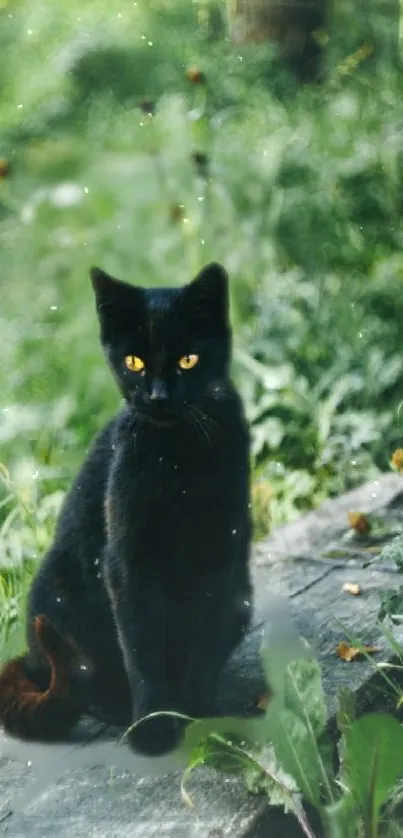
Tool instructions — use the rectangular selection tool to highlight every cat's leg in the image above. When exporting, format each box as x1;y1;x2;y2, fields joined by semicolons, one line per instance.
0;616;84;740
104;557;186;755
178;575;252;718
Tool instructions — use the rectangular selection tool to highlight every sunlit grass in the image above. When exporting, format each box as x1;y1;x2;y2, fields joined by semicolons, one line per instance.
1;0;403;646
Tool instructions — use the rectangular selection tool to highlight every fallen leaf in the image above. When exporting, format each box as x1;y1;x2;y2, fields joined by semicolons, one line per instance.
257;692;271;711
336;641;380;662
348;511;371;535
342;582;361;596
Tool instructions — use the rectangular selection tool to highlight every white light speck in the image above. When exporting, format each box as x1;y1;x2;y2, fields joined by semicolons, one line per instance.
116;224;121;230
183;217;189;224
50;305;58;311
51;183;83;207
56;597;61;603
117;12;122;18
181;489;187;495
243;599;250;606
80;664;88;671
27;761;32;767
173;464;178;471
148;40;153;46
27;29;33;35
96;572;102;579
351;459;357;466
201;239;205;245
17;104;23;110
159;456;163;463
197;196;204;202
371;492;377;498
84;187;89;194
231;528;237;535
358;331;363;338
94;558;99;566
32;470;39;480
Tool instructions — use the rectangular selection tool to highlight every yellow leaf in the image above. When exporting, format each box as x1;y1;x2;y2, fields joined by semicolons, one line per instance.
342;582;361;596
336;641;380;662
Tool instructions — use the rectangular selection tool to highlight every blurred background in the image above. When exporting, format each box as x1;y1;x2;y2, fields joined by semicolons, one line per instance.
1;0;403;650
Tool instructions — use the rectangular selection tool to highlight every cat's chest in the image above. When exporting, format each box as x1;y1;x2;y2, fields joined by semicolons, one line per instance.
109;439;221;506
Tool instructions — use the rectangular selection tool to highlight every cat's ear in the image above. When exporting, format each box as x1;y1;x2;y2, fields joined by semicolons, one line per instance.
184;263;229;330
90;267;141;316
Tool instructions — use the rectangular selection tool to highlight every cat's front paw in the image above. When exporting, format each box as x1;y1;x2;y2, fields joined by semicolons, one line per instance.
127;714;186;756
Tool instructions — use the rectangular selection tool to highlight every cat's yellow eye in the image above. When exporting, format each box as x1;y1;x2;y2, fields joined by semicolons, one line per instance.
178;354;199;370
124;355;145;373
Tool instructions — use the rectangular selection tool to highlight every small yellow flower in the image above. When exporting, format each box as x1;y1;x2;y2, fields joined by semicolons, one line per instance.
391;448;403;472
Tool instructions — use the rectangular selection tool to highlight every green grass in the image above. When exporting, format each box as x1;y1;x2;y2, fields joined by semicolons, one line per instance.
2;0;403;652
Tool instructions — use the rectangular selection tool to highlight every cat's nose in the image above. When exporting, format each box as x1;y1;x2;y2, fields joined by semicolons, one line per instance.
149;378;169;401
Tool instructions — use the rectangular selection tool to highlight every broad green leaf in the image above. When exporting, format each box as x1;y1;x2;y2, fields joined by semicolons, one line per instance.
260;630;332;810
345;713;403;834
269;708;325;809
284;658;327;740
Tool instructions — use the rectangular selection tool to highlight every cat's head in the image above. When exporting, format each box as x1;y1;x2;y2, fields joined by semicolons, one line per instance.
90;263;232;425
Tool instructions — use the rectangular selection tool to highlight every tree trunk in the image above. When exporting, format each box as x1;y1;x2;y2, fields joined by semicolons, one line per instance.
227;0;401;83
227;0;328;82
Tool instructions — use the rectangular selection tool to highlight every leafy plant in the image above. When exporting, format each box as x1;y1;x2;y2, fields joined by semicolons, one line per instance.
153;646;403;838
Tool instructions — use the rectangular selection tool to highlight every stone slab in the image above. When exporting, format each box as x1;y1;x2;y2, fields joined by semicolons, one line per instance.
1;473;403;837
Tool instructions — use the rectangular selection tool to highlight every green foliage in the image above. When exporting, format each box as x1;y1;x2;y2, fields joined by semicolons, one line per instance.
261;643;334;815
379;587;403;623
378;536;403;573
2;2;403;561
377;535;403;621
344;714;403;838
172;653;403;838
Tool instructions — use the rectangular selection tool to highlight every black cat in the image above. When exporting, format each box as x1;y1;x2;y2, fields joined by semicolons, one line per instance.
0;263;252;755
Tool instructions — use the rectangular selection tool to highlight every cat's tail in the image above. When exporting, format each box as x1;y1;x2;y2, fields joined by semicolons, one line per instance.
0;615;83;741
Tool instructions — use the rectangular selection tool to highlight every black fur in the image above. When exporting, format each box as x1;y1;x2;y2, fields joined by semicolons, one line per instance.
15;263;253;754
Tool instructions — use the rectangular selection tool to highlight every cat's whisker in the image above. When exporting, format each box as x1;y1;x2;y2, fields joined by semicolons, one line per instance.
190;406;230;448
186;407;213;450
